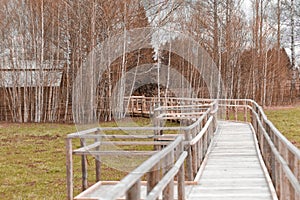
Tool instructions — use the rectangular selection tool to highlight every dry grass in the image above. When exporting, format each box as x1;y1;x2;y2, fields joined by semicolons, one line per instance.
265;106;300;148
0;118;178;199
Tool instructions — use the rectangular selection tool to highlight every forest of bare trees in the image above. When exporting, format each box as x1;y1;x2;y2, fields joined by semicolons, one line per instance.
0;0;299;122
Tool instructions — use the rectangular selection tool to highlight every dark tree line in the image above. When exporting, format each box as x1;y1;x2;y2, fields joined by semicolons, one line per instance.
0;0;299;122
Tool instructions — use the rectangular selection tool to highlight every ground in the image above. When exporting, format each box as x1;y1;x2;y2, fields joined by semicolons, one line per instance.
265;105;300;148
0;107;299;199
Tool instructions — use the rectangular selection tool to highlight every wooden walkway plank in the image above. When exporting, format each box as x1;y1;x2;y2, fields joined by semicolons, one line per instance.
188;121;276;200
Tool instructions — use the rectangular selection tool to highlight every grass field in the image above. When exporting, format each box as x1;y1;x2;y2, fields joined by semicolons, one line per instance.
0;109;299;199
0;118;178;199
0;123;76;199
265;106;300;148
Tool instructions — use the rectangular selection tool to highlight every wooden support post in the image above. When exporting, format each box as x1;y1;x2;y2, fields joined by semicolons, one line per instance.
191;144;197;177
178;163;185;200
177;142;185;200
226;104;229;120
163;151;175;200
153;109;161;151
203;130;208;155
198;139;203;165
244;100;247;122
95;132;101;182
147;164;160;197
252;110;257;133
274;159;280;197
296;158;300;186
279;166;284;199
218;100;222;119
131;99;134;116
280;167;287;199
184;128;193;181
271;152;276;186
126;180;141;200
66;138;73;200
234;100;238;121
135;99;138;116
80;138;88;191
251;109;254;129
141;97;145;116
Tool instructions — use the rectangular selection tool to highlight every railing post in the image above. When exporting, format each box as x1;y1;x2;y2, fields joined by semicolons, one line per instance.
250;106;253;126
131;98;135;117
147;163;160;199
163;150;175;200
275;159;281;197
126;179;141;200
197;136;203;166
244;100;247;122
80;138;88;191
153;108;162;151
211;101;217;132
234;100;238;121
226;101;229;120
95;130;101;182
182;123;193;181
178;148;186;200
66;138;73;200
191;143;198;178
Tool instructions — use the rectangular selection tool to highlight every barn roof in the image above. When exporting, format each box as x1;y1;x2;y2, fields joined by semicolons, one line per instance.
0;60;64;87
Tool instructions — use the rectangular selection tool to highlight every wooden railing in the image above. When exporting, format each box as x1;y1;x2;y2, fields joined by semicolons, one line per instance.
219;99;300;200
91;136;186;200
67;97;299;200
66;97;217;200
124;96;213;117
66;126;182;200
151;101;218;180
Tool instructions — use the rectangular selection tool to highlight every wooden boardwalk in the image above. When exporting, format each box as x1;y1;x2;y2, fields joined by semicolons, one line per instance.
188;121;276;200
68;98;300;200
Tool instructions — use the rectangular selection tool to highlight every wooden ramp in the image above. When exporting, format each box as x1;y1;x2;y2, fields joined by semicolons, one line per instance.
188;121;276;200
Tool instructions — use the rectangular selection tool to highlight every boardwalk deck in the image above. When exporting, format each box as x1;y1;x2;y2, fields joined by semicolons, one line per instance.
73;121;277;200
188;121;276;200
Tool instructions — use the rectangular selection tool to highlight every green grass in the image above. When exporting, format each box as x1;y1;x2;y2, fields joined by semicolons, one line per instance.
0;118;179;200
265;106;300;148
0;123;76;199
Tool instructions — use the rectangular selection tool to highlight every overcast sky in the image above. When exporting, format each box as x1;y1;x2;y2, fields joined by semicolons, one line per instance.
241;0;252;18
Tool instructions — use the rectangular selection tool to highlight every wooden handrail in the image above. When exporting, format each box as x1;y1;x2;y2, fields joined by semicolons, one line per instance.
98;136;184;200
218;98;300;199
219;99;300;158
250;100;300;159
253;111;300;192
190;116;213;146
67;127;183;139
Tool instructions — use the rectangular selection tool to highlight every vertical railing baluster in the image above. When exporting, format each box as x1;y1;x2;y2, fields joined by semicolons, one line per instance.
95;130;101;182
234;100;238;121
244;100;247;122
80;138;88;191
66;138;73;200
163;150;175;200
147;163;160;200
183;123;193;181
126;179;141;200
